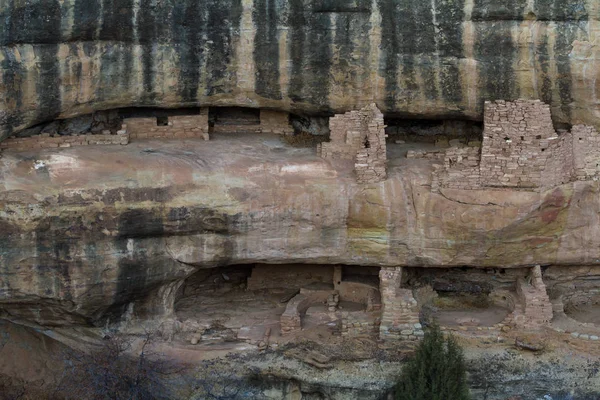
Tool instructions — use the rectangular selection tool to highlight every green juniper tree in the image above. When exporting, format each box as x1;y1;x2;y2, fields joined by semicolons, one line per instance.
396;324;471;400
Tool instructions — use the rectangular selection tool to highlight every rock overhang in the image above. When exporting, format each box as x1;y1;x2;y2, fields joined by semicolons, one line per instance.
1;0;599;140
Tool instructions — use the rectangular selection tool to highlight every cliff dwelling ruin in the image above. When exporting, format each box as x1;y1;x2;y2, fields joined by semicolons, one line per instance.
0;100;600;398
2;2;600;395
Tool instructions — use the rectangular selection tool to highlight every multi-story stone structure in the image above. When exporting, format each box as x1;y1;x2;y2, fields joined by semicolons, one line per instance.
430;100;600;192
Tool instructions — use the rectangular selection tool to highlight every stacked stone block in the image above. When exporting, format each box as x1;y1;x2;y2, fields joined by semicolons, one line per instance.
513;266;553;330
280;293;311;335
318;103;387;184
379;267;424;341
426;100;600;192
572;125;600;180
355;106;387;183
432;147;481;191
0;127;129;151
259;110;294;135
341;311;380;337
125;110;210;141
406;149;445;160
479;100;566;189
318;110;367;160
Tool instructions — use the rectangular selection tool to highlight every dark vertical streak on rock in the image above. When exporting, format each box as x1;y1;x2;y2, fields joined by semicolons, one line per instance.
534;0;588;21
0;48;24;137
474;21;518;101
473;1;527;102
435;0;464;103
72;0;101;41
554;22;583;120
288;0;306;103
35;219;75;303
98;0;134;100
410;0;437;101
139;0;157;102
1;0;15;46
472;0;528;21
305;11;332;108
7;0;62;44
205;0;243;97
254;0;282;100
69;43;83;105
173;0;204;103
534;0;588;119
536;32;553;105
34;1;62;122
99;0;134;42
113;210;165;319
377;0;400;110
332;1;371;101
35;45;62;120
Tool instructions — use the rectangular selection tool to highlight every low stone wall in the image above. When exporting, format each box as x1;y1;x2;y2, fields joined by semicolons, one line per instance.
260;110;293;135
406;149;445;160
211;125;261;134
0;131;128;151
125;112;209;141
341;311;380;337
280;293;312;335
210;110;292;135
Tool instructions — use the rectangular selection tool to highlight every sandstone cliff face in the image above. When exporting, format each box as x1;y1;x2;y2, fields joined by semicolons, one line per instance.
1;137;600;325
1;0;599;140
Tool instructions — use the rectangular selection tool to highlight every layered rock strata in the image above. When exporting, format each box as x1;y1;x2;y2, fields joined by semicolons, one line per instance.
1;0;599;140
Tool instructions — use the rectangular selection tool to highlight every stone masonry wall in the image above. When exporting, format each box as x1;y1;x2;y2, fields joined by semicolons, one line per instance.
280;293;311;335
0;132;129;151
431;146;480;192
318;104;387;184
513;266;553;330
210;110;292;135
429;100;600;192
355;106;387;184
125;110;210;141
572;125;600;180
341;311;380;337
379;267;424;341
259;110;294;135
479;100;566;189
0;110;213;153
318;110;365;161
0;125;129;151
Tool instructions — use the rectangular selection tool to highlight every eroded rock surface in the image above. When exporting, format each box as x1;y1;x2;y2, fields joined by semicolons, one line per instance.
1;0;600;140
2;133;600;325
